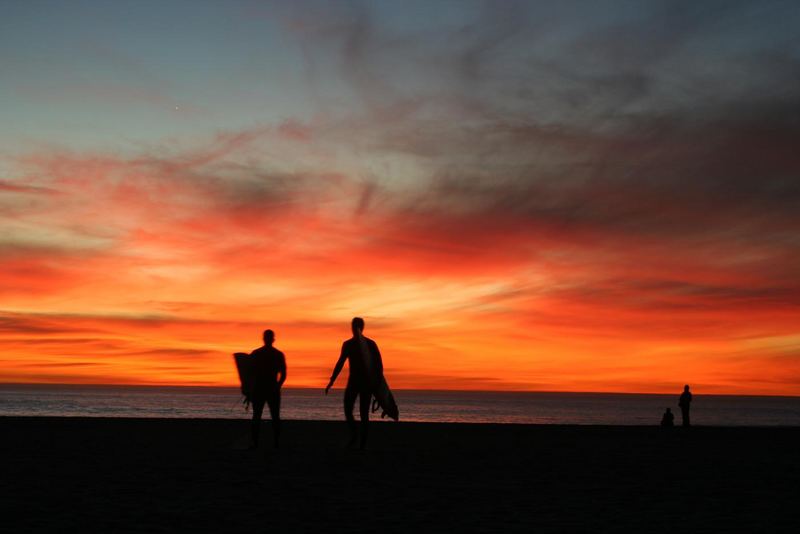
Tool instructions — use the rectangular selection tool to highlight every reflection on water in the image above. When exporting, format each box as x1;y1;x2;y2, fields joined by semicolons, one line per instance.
1;384;799;426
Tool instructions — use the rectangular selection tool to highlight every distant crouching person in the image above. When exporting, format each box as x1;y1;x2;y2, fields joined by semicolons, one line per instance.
661;407;674;427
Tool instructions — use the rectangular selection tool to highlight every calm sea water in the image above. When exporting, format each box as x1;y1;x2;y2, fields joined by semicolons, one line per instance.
1;384;799;426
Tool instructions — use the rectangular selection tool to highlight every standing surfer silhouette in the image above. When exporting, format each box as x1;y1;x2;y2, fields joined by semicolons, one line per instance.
325;317;383;449
249;329;286;448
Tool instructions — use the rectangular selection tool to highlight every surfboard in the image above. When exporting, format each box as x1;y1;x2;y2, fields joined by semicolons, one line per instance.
233;352;254;401
371;375;399;421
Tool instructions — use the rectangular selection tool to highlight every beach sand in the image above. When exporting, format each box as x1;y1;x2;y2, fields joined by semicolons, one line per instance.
2;417;798;532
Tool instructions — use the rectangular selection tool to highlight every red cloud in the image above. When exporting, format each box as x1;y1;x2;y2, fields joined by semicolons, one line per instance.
2;115;799;394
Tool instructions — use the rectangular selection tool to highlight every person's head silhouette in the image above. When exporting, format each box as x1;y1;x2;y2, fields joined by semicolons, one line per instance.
263;329;275;346
684;384;690;392
351;317;365;336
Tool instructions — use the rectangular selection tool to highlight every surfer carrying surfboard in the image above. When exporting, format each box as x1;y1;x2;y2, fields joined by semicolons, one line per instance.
325;317;386;449
246;329;287;448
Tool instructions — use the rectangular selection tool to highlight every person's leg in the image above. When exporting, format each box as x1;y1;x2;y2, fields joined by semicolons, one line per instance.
681;407;689;427
359;390;371;450
344;386;358;446
251;398;265;447
267;391;281;448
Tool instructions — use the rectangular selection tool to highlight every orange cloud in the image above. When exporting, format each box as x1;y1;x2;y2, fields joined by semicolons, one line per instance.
2;117;799;395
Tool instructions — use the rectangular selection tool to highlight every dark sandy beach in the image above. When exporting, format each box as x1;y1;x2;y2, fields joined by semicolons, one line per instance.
2;418;798;532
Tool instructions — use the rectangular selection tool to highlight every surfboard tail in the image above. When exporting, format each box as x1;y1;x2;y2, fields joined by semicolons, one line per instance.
371;376;399;421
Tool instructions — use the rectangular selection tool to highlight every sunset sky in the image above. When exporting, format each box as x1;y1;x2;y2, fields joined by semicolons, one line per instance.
1;0;799;394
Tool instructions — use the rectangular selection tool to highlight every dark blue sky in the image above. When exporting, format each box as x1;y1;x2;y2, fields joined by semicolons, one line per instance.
2;0;797;151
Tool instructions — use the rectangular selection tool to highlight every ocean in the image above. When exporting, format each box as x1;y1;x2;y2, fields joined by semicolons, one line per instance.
1;384;799;426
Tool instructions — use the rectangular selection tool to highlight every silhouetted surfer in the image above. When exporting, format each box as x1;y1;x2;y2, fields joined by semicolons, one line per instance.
679;384;692;427
325;317;383;449
250;329;286;448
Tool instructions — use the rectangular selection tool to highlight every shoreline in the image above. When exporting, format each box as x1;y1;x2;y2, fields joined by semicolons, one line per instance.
3;415;800;428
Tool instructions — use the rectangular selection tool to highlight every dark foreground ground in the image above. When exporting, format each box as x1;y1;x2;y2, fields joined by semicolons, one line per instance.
1;418;798;533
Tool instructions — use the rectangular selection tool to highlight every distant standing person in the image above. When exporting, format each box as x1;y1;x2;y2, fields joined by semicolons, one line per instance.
678;384;692;427
325;317;383;449
250;329;287;448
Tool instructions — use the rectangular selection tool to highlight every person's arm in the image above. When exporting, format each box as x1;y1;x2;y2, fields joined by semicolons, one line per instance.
278;352;287;388
325;343;347;394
